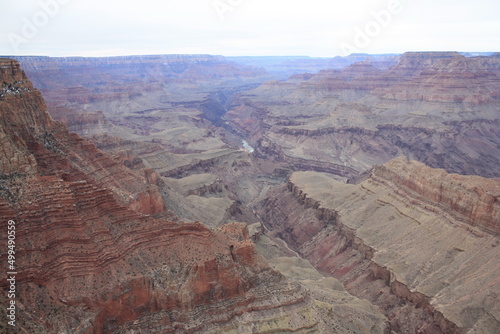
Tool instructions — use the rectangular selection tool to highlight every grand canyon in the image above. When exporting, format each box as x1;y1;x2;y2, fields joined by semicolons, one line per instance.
0;52;499;333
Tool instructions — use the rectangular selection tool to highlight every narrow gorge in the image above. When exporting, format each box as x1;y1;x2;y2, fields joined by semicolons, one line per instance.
1;52;499;333
259;158;500;333
0;58;391;333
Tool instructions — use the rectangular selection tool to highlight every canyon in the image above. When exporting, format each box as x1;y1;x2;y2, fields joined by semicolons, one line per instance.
0;51;499;333
259;158;499;333
226;52;500;178
0;58;390;333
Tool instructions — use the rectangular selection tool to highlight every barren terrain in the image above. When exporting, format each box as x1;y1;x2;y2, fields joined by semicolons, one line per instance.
1;52;499;333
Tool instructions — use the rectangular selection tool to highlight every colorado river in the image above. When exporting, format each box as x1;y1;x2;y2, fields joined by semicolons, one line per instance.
242;140;254;153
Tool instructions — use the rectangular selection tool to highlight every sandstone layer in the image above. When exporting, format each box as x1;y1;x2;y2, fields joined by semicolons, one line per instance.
4;52;499;333
226;52;500;177
0;59;390;333
259;157;500;333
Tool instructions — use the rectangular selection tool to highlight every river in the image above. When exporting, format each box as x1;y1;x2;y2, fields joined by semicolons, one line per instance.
242;140;254;153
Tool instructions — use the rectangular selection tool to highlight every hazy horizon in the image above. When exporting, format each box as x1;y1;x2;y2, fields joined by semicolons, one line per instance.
3;51;498;60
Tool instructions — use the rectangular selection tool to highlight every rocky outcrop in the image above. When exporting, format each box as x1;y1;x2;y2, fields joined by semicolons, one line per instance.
0;59;390;333
375;53;500;104
259;158;500;333
0;59;48;176
0;59;287;332
373;157;500;235
226;52;500;178
0;59;166;216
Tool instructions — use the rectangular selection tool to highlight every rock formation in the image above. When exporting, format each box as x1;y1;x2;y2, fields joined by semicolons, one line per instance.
0;58;390;333
3;51;499;333
226;52;500;177
226;54;400;78
259;157;500;333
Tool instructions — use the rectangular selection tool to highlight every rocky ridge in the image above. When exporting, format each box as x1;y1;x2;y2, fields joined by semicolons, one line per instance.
227;52;500;177
0;58;389;333
3;52;499;333
0;59;164;216
260;156;500;333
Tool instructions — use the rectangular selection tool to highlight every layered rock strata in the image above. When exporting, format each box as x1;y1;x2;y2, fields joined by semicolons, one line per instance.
0;59;389;333
260;157;500;333
0;59;164;216
227;52;500;177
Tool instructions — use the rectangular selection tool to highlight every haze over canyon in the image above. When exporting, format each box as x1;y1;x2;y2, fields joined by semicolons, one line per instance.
0;51;499;333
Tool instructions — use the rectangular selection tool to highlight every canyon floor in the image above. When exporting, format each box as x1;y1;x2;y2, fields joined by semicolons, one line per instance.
1;53;499;333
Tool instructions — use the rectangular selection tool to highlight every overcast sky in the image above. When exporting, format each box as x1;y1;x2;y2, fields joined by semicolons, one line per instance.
1;0;499;57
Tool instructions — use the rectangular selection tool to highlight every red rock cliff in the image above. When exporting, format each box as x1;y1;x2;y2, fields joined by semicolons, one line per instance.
260;160;500;333
373;156;500;235
0;59;308;333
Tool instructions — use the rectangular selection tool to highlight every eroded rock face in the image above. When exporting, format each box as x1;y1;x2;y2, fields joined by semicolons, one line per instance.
0;59;286;332
13;54;270;109
375;53;500;104
373;157;500;236
226;52;500;177
259;157;500;333
0;59;390;333
0;58;166;216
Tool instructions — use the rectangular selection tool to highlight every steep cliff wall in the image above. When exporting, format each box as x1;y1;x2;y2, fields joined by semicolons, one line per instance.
375;53;500;104
0;58;165;216
373;157;500;235
259;157;500;333
0;59;293;333
226;52;500;178
0;59;389;333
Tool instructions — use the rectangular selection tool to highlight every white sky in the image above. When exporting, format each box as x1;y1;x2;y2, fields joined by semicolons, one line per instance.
0;0;499;57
